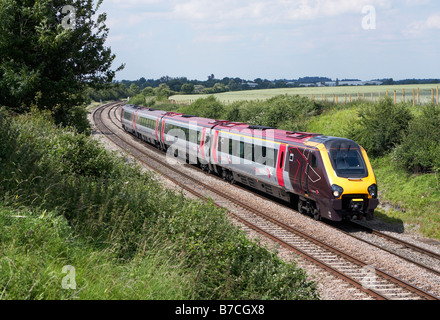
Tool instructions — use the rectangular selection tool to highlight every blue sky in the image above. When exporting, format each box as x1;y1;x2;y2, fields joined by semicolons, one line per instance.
97;0;440;81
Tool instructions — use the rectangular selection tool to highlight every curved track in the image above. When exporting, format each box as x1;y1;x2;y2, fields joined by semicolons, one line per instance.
92;102;440;301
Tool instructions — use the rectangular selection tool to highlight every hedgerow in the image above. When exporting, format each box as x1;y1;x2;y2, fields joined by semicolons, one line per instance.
346;97;413;157
392;104;440;174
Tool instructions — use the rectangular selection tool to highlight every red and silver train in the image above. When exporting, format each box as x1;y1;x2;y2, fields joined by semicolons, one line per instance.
121;104;379;221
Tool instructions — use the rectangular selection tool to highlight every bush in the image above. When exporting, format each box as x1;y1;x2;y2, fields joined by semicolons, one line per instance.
178;95;225;119
220;95;323;132
347;97;413;157
393;104;440;173
262;95;323;131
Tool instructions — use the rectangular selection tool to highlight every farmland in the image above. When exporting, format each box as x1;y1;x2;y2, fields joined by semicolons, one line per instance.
170;84;440;105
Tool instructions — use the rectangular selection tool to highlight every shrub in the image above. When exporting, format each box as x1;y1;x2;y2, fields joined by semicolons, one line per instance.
178;95;225;119
393;104;440;173
347;97;413;157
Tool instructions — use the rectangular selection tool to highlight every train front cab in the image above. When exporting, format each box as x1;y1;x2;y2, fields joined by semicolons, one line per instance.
312;137;379;221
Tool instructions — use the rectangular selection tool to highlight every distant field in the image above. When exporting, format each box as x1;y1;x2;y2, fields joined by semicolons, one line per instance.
170;84;440;105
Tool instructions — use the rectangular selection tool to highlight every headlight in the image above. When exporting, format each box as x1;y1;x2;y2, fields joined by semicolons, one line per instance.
368;184;378;199
331;185;344;198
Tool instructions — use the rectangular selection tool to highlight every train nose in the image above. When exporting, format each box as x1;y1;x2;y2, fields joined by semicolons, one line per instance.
349;199;364;212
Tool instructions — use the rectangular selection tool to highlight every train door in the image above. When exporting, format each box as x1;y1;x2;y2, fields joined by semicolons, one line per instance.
198;128;211;168
288;146;308;193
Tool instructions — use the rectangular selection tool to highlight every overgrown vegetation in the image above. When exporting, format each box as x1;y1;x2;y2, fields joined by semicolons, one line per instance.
393;104;440;174
347;97;413;158
0;107;318;300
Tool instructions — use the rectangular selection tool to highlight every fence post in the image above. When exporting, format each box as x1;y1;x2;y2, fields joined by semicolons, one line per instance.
437;86;438;105
394;90;397;104
417;88;420;104
349;93;352;103
379;91;381;101
413;89;415;107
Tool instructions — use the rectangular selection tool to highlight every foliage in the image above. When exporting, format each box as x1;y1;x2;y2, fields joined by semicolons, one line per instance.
178;95;225;119
87;83;130;103
371;155;440;239
0;0;123;115
347;97;413;157
221;94;323;132
0;206;194;300
393;104;440;173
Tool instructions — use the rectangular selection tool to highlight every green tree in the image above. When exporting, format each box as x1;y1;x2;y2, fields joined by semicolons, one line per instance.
141;86;155;96
154;84;173;100
129;83;140;96
180;83;194;94
0;0;124;118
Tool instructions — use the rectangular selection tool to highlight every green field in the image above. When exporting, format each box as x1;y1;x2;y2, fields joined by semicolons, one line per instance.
170;84;440;105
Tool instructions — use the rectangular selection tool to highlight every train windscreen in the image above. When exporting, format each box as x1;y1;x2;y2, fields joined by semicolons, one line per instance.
326;139;368;178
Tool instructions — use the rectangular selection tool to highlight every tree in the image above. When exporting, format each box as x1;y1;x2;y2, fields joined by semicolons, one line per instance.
129;83;140;96
154;84;173;100
0;0;124;118
181;83;194;94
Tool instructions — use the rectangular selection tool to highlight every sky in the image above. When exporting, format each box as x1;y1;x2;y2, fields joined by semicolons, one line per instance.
97;0;440;82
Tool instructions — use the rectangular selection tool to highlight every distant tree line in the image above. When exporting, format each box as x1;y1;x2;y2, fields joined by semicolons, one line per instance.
85;75;440;104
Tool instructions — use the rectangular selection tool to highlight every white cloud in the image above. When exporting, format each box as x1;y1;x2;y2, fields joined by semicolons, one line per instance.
404;12;440;36
170;0;389;24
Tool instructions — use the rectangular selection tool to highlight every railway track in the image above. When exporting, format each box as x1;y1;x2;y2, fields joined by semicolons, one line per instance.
92;102;440;300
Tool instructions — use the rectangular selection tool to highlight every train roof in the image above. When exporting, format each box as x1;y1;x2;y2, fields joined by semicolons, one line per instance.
214;120;325;145
162;112;216;127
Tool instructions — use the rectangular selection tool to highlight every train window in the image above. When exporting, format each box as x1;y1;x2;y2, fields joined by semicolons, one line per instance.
279;151;284;169
240;141;245;159
218;136;229;153
311;154;318;168
244;143;254;162
254;146;266;165
266;148;276;168
124;112;132;121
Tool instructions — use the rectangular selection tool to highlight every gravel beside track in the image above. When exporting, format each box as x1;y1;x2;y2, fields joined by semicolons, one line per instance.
89;103;440;300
